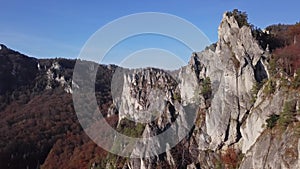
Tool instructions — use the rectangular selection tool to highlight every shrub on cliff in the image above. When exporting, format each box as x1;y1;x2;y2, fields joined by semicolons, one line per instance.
201;77;212;100
226;9;249;28
266;114;280;129
278;101;296;128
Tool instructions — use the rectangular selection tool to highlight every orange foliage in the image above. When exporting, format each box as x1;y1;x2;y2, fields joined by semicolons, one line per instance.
221;147;240;169
273;42;300;75
273;24;300;75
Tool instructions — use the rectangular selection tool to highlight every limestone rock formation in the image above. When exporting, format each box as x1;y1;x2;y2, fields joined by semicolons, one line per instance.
1;11;299;169
108;11;299;169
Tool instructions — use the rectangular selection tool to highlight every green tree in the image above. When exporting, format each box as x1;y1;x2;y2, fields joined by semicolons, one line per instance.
266;114;280;129
117;119;145;138
173;92;181;102
278;101;296;128
269;57;277;76
250;82;262;104
226;9;249;28
263;79;276;96
201;77;212;100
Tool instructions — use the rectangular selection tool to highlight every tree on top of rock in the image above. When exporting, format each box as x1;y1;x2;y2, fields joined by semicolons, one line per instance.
226;9;250;28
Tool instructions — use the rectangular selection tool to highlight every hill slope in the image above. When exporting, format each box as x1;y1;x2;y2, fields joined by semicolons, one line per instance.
0;10;300;169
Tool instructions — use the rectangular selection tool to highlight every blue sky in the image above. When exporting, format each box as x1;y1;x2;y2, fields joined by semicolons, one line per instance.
0;0;299;64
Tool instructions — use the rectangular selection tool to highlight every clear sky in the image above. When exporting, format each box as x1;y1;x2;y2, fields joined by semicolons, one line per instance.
0;0;299;64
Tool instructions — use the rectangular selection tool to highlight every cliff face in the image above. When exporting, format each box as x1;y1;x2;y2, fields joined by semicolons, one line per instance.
106;12;299;169
192;12;268;152
0;11;299;169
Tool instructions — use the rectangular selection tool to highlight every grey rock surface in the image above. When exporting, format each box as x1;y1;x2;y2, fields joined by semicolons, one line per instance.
107;12;299;169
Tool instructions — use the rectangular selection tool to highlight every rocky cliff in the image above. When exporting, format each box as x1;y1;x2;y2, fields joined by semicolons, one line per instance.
102;11;300;169
0;10;299;169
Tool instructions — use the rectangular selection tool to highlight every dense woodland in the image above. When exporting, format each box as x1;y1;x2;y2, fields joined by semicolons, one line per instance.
0;47;117;169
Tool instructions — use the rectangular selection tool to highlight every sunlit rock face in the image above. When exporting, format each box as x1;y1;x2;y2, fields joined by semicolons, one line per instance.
192;12;269;152
1;11;299;169
117;11;299;169
113;11;280;168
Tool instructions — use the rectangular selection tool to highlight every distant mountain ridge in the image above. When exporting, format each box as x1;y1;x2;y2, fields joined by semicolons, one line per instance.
0;10;300;169
0;44;117;169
